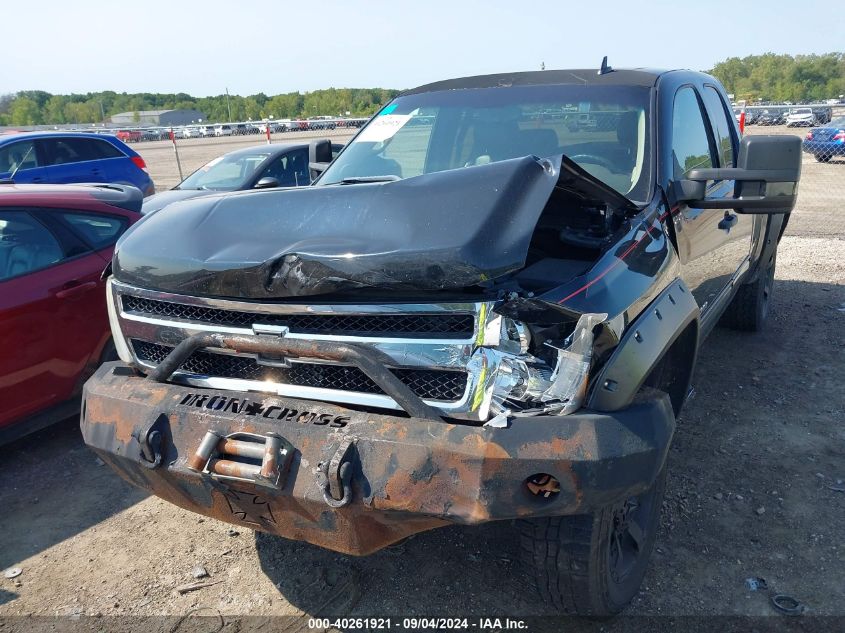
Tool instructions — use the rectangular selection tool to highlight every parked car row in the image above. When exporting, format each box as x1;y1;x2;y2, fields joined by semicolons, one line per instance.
74;117;369;144
733;106;834;127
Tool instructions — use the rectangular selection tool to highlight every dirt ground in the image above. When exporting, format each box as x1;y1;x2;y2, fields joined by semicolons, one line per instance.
0;127;843;630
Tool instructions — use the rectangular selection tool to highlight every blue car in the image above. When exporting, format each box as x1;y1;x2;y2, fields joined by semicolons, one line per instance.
0;132;154;195
802;116;845;163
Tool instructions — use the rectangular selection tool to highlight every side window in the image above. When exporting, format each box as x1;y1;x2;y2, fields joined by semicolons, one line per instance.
671;87;715;180
0;211;64;281
701;87;735;167
0;141;40;173
59;212;128;250
90;139;125;159
260;149;309;186
45;138;102;165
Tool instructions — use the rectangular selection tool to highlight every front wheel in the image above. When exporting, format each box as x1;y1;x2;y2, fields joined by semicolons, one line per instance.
519;467;667;616
815;154;832;163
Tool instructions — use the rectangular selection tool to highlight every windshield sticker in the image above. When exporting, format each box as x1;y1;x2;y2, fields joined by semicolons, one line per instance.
356;114;412;142
380;103;398;115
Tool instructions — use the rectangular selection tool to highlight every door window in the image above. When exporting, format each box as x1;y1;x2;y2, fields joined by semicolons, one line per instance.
260;149;309;186
0;141;40;173
671;87;715;180
43;137;102;165
0;211;64;281
59;212;128;250
701;87;735;167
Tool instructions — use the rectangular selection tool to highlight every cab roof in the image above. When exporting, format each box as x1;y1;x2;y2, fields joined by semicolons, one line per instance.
404;68;675;95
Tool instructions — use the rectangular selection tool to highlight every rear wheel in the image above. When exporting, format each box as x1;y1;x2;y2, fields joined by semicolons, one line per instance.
720;250;776;332
815;154;832;163
519;466;667;616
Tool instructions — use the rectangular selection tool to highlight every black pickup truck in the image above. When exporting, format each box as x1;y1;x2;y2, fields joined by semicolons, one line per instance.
82;67;801;615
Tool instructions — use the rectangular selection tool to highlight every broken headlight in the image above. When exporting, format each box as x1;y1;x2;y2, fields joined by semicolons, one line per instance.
484;313;606;419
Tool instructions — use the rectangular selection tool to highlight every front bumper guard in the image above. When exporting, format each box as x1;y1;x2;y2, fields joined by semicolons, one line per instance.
146;331;443;422
82;362;674;555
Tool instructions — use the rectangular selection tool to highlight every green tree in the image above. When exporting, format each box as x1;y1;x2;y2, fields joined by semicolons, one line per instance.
9;97;42;125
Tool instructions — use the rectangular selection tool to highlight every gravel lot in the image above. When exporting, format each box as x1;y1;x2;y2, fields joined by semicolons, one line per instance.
1;125;843;629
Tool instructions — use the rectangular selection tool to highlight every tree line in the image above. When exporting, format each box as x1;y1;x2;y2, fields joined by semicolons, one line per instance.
1;53;842;126
708;52;843;103
0;87;401;127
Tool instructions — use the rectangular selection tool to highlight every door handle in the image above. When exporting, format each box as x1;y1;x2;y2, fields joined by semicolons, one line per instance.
718;212;738;231
55;280;97;299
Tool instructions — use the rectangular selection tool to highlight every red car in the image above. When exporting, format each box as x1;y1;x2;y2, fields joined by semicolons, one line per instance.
0;183;141;444
115;129;142;143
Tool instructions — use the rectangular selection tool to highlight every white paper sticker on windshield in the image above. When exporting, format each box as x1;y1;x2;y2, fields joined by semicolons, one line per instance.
356;114;412;143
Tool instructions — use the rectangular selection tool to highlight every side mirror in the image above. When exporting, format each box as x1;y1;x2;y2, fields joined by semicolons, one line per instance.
254;176;280;189
309;139;333;181
674;135;802;214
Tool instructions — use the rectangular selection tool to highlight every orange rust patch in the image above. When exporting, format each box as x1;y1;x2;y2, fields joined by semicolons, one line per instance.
518;427;597;461
458;433;510;459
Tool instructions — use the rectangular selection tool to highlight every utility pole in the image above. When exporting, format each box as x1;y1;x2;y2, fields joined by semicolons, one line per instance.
226;87;232;122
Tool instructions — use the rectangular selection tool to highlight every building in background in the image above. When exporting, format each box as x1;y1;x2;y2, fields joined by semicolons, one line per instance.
110;109;205;126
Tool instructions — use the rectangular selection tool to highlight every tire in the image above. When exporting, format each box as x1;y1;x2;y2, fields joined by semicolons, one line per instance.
815;154;832;163
720;250;776;332
519;466;667;616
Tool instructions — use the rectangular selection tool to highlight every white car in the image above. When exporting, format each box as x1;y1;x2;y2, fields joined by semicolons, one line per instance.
214;124;234;137
786;108;816;127
199;125;215;137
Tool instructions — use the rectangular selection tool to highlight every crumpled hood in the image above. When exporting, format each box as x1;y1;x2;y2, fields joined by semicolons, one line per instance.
140;188;222;215
113;155;630;299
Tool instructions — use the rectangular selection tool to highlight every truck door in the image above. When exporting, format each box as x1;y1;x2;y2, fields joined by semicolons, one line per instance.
670;85;753;318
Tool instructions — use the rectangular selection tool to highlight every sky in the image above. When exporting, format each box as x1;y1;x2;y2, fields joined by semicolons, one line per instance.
2;0;842;96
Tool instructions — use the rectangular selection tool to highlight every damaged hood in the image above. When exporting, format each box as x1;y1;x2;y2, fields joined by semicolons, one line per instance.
113;155;633;299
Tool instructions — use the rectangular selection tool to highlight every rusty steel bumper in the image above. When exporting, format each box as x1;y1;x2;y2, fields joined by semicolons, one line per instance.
81;362;674;556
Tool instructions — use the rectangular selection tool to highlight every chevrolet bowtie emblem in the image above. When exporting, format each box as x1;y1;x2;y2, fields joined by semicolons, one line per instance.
252;323;290;337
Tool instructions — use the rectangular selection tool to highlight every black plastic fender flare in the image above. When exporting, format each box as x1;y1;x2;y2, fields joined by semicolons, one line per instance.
588;278;700;412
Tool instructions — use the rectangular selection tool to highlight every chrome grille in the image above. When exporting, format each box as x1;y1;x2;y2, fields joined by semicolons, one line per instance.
122;295;474;338
132;340;468;402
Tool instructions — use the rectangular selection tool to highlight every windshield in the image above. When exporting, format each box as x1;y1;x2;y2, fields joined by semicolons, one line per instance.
320;84;653;202
177;151;271;190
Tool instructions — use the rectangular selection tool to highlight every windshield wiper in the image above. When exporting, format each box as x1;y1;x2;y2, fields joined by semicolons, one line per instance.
337;175;402;185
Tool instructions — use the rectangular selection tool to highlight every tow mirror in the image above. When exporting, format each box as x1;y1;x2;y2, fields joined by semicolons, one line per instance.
309;139;333;181
255;176;280;189
674;135;802;214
